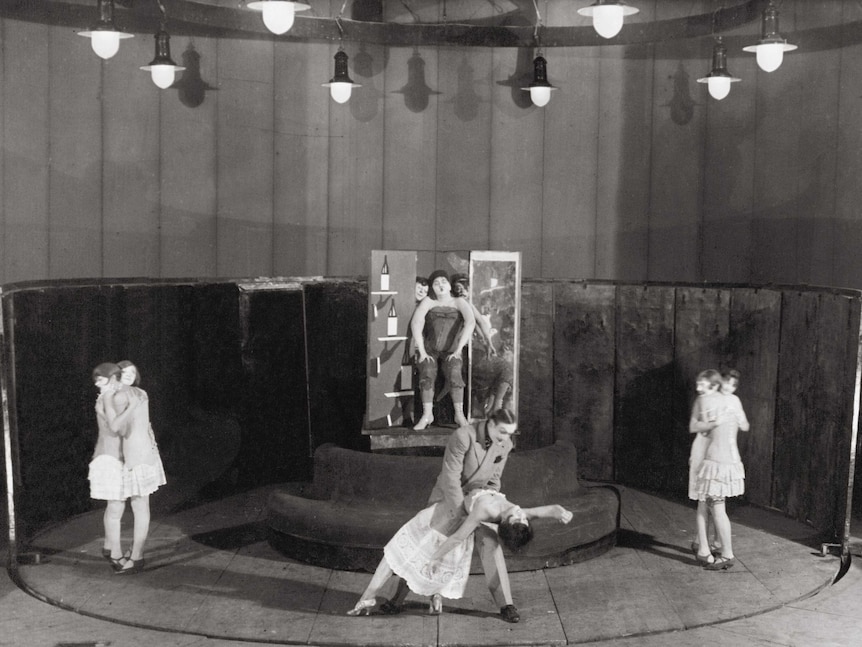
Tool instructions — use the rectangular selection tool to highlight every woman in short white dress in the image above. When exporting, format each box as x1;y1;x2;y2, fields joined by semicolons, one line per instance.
348;489;572;616
102;361;166;574
88;363;127;569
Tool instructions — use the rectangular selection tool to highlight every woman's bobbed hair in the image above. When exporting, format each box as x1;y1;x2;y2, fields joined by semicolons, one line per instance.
117;360;141;386
498;518;533;552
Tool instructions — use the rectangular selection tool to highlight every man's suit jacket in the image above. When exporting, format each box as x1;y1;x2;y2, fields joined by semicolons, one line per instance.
427;421;513;531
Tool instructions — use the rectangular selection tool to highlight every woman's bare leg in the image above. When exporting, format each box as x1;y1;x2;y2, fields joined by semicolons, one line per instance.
695;500;713;562
104;500;126;558
128;495;150;561
451;387;468;427
414;391;435;430
348;558;396;614
710;499;734;559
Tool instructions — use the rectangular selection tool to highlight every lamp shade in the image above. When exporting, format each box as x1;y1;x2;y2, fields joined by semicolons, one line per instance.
578;1;639;39
322;50;361;104
140;31;186;89
247;0;310;35
78;0;133;60
697;39;740;101
521;56;556;107
742;2;797;72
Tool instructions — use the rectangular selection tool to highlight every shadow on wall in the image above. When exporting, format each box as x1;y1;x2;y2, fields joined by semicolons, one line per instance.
156;404;242;500
615;362;691;493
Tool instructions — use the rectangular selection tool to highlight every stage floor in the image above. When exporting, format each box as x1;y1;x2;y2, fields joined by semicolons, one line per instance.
11;485;843;646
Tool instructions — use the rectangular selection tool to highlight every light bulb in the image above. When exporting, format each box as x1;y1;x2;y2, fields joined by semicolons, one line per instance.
329;82;353;104
707;77;731;101
755;43;784;72
530;87;552;107
261;2;295;35
90;31;121;59
150;66;176;89
592;5;624;39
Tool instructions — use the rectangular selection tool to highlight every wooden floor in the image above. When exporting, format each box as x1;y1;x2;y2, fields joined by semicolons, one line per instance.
9;485;843;646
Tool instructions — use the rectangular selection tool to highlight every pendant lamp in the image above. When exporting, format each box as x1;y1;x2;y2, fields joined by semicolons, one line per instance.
697;38;740;101
521;55;556;107
578;1;639;39
323;50;361;104
742;0;797;73
247;0;310;35
78;0;133;60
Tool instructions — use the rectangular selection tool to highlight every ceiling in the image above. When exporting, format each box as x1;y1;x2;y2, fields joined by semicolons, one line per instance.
3;0;777;47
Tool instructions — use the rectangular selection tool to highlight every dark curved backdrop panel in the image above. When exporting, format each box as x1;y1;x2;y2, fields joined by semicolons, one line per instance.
1;278;859;553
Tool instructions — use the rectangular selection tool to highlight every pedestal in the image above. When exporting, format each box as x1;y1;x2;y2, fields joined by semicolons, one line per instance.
363;425;455;453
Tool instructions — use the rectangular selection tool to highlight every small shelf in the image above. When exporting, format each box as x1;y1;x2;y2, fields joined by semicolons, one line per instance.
383;390;414;398
370;291;397;296
377;335;408;341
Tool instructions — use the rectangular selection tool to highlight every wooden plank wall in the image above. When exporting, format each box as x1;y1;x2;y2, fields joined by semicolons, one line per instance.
6;2;862;295
727;289;781;507
614;285;677;491
517;281;555;450
557;282;856;539
553;283;616;480
774;292;860;533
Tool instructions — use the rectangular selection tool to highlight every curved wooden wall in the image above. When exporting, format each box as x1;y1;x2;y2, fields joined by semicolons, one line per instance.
1;277;858;553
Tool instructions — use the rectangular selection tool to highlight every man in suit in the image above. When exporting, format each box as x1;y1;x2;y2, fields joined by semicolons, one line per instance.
382;408;520;623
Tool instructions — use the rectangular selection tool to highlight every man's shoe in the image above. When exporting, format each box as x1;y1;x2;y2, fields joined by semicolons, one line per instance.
500;605;520;623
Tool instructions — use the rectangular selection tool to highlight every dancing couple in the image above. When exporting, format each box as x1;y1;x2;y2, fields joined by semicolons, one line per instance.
688;368;749;570
88;361;166;574
348;409;573;622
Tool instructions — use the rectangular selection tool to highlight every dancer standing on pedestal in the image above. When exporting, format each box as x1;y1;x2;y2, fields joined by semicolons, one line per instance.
451;273;514;416
411;270;475;430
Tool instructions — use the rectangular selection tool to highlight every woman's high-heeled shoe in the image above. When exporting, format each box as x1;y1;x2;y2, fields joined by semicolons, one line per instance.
695;552;715;567
704;556;735;571
108;550;131;572
413;415;434;431
347;599;377;616
429;594;442;615
114;556;145;575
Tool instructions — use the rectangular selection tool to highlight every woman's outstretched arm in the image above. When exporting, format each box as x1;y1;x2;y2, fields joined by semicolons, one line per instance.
522;504;573;524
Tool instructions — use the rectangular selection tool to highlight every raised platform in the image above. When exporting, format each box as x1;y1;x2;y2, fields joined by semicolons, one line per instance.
266;441;620;572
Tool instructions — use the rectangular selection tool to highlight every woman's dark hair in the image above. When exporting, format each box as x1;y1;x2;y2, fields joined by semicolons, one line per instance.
117;360;141;386
722;368;741;382
92;362;121;381
416;276;429;286
498;518;533;551
488;408;517;426
427;270;450;300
